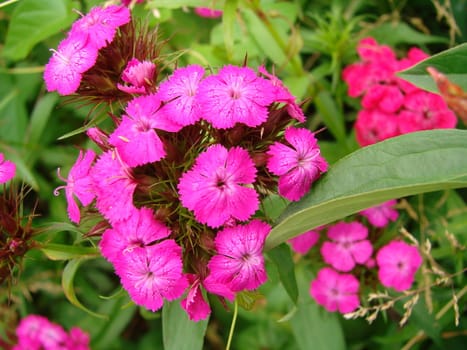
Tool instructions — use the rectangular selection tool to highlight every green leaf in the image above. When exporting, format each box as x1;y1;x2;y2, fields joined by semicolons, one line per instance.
222;0;238;59
267;244;298;304
2;0;75;61
40;243;99;261
162;300;209;350
62;258;107;319
266;129;467;249
315;90;346;143
398;43;467;93
26;93;59;151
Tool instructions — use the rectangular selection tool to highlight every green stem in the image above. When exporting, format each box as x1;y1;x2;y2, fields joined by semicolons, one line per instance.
226;299;239;350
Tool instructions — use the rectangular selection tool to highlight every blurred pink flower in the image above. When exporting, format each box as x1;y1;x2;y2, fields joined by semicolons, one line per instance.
178;144;259;228
376;240;422;291
194;7;223;18
267;127;328;201
321;221;373;272
117;58;156;94
116;241;188;312
360;199;399;228
0;153;16;184
205;220;270;293
54;150;96;224
157;65;205;126
197;65;275;128
288;228;321;255
354;109;399;146
310;267;360;313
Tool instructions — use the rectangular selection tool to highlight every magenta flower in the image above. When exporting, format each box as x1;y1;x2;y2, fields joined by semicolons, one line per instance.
181;274;211;322
54;150;96;224
115;240;188;312
310;267;360;314
320;221;373;272
99;207;171;264
354;109;399;146
69;5;131;49
204;220;270;293
288;228;321;255
0;153;16;184
43;33;98;95
15;315;48;350
197;65;276;128
194;7;223;18
109;94;182;167
361;84;405;114
178;144;259;228
66;327;91;350
117;58;156;94
376;240;422;291
90;150;138;223
267;127;328;201
157;65;205;126
360;200;399;228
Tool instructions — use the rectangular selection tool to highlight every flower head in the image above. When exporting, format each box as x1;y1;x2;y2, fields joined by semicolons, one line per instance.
376;240;422;291
178;144;259;228
117;58;156;94
360;200;399;228
0;153;16;184
197;65;276;128
181;274;211;322
320;221;373;272
267;127;328;201
115;240;188;312
310;267;360;314
194;7;223;18
204;220;270;293
54;150;96;224
288;228;321;255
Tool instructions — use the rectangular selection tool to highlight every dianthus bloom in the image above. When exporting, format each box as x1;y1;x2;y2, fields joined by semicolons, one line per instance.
376;240;422;291
360;199;399;228
115;240;188;312
178;145;259;228
0;152;16;184
54;150;96;223
14;314;90;350
320;221;373;272
181;274;211;322
310;267;360;314
288;228;322;255
194;7;223;18
117;58;156;94
204;220;271;293
197;65;276;128
267;127;328;201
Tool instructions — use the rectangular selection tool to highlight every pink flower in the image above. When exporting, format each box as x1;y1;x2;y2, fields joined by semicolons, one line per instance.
117;58;156;94
54;150;96;224
43;33;98;95
66;327;91;350
258;65;305;122
37;322;69;350
197;65;276;128
99;207;171;264
69;5;131;50
181;274;211;322
376;240;422;291
90;150;138;223
204;220;270;293
0;153;16;183
360;200;399;228
288;229;321;255
267;127;328;201
320;221;373;272
116;240;188;312
109;94;182;167
361;84;404;113
398;90;457;133
194;7;223;18
354;108;399;146
310;267;360;313
178;144;259;228
15;315;48;350
157;65;205;126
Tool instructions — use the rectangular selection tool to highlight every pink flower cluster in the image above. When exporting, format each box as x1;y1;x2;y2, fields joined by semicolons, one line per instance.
13;314;90;350
343;37;457;146
49;7;328;322
0;152;15;184
289;200;422;314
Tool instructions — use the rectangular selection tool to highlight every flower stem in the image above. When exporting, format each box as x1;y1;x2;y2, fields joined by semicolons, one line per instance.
226;299;239;350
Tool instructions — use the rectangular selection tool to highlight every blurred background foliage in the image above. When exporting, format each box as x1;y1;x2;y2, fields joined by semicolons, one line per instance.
0;0;466;349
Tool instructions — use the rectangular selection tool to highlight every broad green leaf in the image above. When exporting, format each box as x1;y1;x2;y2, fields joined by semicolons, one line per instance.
2;0;75;61
267;243;298;304
62;258;107;319
398;43;467;93
40;243;99;261
266;129;467;249
223;0;238;60
162;300;209;350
